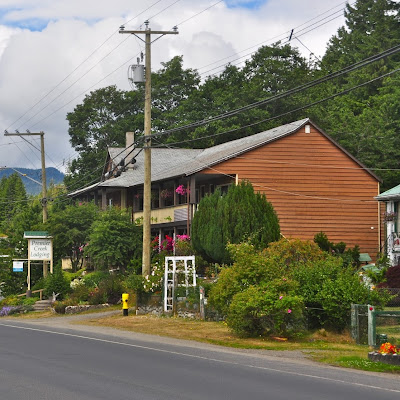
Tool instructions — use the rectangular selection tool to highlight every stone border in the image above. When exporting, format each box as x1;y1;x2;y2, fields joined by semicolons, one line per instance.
368;352;400;366
64;304;110;314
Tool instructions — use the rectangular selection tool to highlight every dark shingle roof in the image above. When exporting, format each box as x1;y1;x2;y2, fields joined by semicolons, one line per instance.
69;117;379;196
101;118;309;188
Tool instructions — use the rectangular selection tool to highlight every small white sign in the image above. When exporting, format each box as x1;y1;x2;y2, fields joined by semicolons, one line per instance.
29;239;52;260
13;261;24;272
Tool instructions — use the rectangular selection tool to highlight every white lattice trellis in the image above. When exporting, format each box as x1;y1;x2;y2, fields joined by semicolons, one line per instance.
164;256;196;312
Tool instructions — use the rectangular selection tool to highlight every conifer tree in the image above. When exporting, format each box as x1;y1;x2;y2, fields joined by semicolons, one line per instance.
0;174;27;228
192;181;280;264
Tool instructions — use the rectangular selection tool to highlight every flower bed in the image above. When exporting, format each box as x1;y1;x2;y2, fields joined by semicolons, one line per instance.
368;342;400;366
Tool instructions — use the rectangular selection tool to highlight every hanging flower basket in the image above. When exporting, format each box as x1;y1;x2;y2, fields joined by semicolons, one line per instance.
175;185;190;196
384;211;397;222
160;189;173;199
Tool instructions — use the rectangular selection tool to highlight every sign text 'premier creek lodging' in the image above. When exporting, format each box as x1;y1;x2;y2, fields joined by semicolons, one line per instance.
29;239;52;260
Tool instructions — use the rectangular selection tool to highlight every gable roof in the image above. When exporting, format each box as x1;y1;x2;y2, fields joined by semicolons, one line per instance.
375;184;400;201
69;118;380;196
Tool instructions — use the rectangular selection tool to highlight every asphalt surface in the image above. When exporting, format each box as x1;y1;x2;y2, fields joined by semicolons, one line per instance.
0;312;399;400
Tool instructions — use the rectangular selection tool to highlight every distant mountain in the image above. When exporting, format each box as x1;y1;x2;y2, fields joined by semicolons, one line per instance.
0;167;64;195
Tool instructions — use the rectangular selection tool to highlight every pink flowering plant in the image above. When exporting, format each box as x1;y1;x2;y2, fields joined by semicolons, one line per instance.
151;234;192;256
175;185;190;196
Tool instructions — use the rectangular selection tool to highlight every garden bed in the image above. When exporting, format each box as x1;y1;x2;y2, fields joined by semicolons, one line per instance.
368;352;400;366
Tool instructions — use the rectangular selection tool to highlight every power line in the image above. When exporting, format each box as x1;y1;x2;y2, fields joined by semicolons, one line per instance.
6;0;168;132
197;3;349;76
4;0;349;178
50;46;400;195
147;44;400;141
152;67;400;149
154;139;378;204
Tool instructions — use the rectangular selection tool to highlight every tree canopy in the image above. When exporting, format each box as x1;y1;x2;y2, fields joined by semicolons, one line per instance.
47;202;99;271
66;1;400;192
0;173;28;229
84;207;142;270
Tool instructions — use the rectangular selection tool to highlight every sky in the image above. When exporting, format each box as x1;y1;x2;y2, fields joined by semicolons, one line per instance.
0;0;347;174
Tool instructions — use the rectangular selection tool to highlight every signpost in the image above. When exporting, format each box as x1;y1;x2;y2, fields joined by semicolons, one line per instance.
23;231;53;297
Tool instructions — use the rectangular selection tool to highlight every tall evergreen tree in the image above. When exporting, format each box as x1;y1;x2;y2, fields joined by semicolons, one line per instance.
311;0;400;190
192;181;280;264
0;173;28;228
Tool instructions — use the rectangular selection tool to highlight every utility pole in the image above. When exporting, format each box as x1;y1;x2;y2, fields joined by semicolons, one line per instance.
120;22;178;276
4;131;48;222
4;131;49;276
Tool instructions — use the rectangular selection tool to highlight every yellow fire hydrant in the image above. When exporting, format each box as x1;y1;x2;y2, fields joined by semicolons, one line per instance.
122;293;129;316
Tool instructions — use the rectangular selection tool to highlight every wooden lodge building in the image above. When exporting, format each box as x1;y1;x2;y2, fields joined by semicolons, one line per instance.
69;118;383;257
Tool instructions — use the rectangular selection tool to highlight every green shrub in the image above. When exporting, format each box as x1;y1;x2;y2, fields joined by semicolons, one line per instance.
88;287;107;305
210;238;390;335
22;297;37;306
226;279;304;337
53;301;67;314
52;298;76;314
0;296;22;306
70;284;90;303
43;267;71;300
314;232;360;268
124;273;144;292
208;242;286;315
292;259;391;331
99;274;125;304
82;271;109;288
32;277;45;292
85;274;124;305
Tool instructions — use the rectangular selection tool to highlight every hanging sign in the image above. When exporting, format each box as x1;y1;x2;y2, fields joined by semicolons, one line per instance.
29;239;52;260
13;261;24;272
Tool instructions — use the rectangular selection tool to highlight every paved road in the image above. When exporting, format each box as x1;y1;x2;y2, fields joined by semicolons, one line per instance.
0;316;399;400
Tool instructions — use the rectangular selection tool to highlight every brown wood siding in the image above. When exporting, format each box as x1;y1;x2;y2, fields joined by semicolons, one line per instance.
200;125;381;257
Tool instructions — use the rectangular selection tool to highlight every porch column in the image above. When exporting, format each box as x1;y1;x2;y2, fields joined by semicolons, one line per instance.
189;176;196;234
121;188;127;209
101;188;107;211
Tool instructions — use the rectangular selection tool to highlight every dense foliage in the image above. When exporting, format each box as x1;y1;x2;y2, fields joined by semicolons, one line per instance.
84;207;142;271
65;1;400;192
48;202;98;271
209;239;389;336
0;174;28;229
192;181;280;264
314;232;360;268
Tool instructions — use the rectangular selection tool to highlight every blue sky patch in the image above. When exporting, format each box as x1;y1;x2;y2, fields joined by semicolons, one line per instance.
0;7;50;31
225;0;267;10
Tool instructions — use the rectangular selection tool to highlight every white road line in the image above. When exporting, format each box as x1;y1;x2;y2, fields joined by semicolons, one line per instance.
0;322;399;394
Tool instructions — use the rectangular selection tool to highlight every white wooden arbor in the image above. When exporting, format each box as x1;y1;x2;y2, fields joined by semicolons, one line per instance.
164;256;196;312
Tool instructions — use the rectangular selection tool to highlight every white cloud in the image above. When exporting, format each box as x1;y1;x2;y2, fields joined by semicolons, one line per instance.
0;0;346;172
